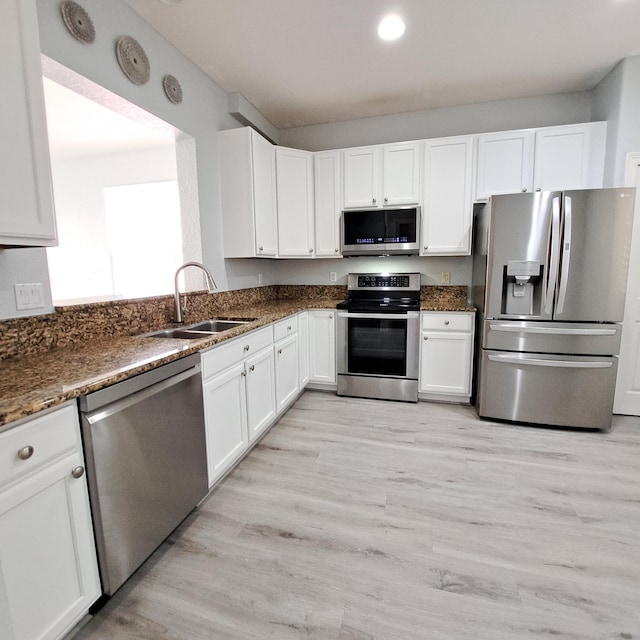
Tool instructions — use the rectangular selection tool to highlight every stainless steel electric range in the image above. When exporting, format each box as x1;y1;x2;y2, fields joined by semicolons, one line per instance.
336;273;421;403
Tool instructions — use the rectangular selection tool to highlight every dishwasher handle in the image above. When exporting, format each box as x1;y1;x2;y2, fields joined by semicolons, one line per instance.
79;353;201;413
83;365;202;425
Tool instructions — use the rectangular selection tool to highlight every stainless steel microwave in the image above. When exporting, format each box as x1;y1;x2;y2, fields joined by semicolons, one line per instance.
341;206;421;256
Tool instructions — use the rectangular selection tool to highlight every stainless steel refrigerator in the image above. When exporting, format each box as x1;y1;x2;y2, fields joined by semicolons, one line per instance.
472;188;635;430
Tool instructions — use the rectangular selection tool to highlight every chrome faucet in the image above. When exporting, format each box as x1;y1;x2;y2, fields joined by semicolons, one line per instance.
174;261;217;323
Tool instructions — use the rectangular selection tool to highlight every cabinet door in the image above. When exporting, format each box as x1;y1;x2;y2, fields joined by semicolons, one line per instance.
343;147;380;208
274;334;299;414
276;147;315;257
422;136;473;255
533;123;606;191
309;310;336;384
475;130;534;200
382;142;421;206
252;131;278;256
246;347;276;442
314;151;342;256
0;452;100;640
0;0;57;246
203;362;248;485
419;331;473;396
298;311;310;388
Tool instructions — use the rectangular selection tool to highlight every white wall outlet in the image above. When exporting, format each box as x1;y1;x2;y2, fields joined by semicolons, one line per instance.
440;271;451;285
14;283;45;310
258;273;263;285
330;272;337;282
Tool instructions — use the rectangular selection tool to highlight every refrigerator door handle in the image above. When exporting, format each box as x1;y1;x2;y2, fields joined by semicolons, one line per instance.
488;323;617;336
544;196;562;315
556;195;572;314
488;354;613;369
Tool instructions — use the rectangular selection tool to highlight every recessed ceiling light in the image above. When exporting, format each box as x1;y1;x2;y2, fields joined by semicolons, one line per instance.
378;14;405;41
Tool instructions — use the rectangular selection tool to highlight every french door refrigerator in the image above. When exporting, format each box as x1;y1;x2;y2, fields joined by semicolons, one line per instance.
473;188;634;430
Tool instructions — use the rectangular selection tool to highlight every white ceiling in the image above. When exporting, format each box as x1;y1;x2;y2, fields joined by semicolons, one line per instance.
121;0;640;129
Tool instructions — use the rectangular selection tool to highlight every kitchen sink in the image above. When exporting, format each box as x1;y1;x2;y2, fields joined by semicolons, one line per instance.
144;319;251;339
187;319;249;332
145;328;214;340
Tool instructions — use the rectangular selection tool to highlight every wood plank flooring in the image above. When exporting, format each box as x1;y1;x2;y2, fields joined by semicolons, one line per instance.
70;392;640;639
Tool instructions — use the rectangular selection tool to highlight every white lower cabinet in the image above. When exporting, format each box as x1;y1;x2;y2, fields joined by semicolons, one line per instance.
274;316;300;414
298;311;310;388
245;347;277;441
419;312;475;402
202;327;275;486
0;404;100;640
308;310;336;386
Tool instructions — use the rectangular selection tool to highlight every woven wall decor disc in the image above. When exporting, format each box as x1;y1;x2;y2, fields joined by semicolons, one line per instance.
60;1;95;44
116;36;150;85
163;74;183;104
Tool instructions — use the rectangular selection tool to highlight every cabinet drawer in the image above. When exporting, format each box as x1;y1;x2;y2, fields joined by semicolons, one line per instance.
421;312;473;332
202;326;272;380
0;404;80;487
273;315;298;342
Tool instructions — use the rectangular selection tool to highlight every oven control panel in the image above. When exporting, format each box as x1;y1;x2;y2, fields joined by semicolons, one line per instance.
349;273;421;291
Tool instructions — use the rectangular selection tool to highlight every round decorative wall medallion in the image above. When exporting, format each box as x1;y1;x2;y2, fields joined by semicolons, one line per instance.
116;36;150;85
163;74;183;104
60;1;95;44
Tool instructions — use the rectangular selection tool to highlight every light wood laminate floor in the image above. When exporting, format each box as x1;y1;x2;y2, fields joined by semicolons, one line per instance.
71;392;640;640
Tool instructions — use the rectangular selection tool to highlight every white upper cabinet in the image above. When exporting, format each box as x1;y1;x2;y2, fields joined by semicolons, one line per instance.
276;147;315;257
343;142;420;209
343;146;380;208
314;150;342;257
0;0;57;246
533;122;606;192
382;142;421;206
421;136;474;256
475;130;535;200
219;127;278;257
475;122;607;200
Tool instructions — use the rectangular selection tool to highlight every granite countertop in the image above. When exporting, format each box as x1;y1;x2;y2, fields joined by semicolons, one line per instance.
0;296;473;429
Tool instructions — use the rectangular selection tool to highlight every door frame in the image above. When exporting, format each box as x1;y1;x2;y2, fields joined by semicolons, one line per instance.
613;153;640;415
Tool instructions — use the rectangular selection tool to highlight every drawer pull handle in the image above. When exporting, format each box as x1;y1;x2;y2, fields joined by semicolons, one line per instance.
423;336;428;341
249;365;255;372
71;466;85;479
278;348;283;355
444;320;450;325
18;446;34;460
244;345;250;351
287;325;292;331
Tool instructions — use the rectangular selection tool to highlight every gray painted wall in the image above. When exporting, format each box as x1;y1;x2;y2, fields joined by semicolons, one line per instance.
279;92;593;151
594;56;640;187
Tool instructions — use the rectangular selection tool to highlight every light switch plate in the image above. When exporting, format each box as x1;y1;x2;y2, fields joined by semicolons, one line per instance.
14;283;45;310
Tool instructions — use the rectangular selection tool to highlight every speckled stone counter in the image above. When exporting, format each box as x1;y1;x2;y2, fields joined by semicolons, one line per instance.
419;285;475;312
0;285;473;428
0;298;342;428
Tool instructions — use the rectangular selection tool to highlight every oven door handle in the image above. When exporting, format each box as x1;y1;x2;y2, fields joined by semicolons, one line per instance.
337;311;420;320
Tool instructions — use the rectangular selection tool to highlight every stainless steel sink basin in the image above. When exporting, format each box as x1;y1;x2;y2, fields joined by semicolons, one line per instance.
145;328;215;340
187;319;249;332
144;319;250;339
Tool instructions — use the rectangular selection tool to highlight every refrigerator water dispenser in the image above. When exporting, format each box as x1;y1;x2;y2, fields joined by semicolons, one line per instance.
501;260;542;316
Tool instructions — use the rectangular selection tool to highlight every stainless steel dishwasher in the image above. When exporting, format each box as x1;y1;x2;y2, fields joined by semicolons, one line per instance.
78;353;207;596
